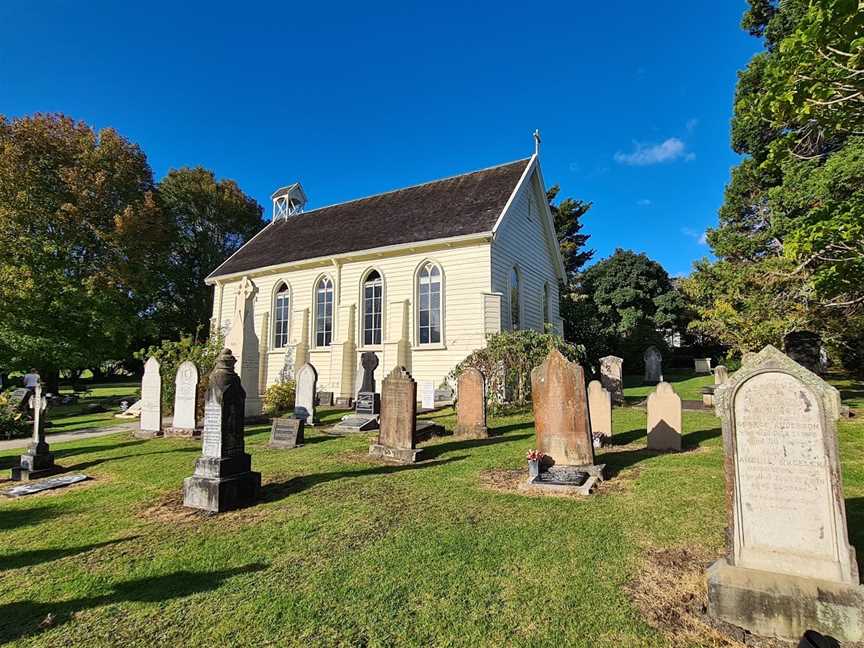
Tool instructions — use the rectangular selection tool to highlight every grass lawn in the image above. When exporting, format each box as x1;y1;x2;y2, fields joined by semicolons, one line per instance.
1;397;863;648
44;383;139;434
622;371;715;402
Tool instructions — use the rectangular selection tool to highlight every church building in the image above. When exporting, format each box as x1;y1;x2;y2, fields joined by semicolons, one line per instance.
206;146;565;415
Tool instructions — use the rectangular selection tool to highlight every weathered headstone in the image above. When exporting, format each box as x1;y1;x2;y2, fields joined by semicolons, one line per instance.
137;357;162;439
694;357;713;374
741;351;757;366
784;330;826;374
5;474;89;497
182;349;261;513
599;355;624;404
369;366;420;463
454;368;487;438
647;382;681;451
269;417;304;449
355;352;380;415
714;365;729;386
170;360;198;436
643;346;663;384
587;380;612;439
11;383;59;481
294;362;317;425
420;380;435;410
706;345;864;641
317;391;333;407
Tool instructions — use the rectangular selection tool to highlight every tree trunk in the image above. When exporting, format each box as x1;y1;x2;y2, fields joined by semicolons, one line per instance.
44;369;60;394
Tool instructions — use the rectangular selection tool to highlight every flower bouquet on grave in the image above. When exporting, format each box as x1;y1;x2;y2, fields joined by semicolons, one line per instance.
526;449;544;480
592;431;606;449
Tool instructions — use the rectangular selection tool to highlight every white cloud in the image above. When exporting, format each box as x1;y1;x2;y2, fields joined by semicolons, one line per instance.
698;231;708;245
636;198;652;206
614;138;692;166
682;227;708;245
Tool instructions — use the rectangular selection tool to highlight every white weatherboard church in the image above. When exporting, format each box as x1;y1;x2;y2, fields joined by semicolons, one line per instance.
207;143;566;415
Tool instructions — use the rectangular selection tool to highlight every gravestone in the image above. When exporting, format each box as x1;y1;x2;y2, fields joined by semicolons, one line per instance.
355;352;380;415
269;417;304;448
294;362;317;425
646;382;682;451
182;349;261;513
369;366;421;463
643;346;663;384
587;380;612;439
11;383;59;481
4;473;88;498
170;360;199;436
454;368;487;438
137;357;162;439
706;345;864;641
420;381;435;410
317;391;333;407
694;357;713;374
714;365;729;386
434;383;454;404
599;355;624;404
784;330;826;374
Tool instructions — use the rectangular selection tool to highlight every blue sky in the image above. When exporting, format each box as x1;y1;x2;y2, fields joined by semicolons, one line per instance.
1;1;759;277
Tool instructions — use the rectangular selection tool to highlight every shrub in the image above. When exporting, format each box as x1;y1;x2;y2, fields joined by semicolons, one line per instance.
0;392;28;439
263;380;296;418
449;329;584;412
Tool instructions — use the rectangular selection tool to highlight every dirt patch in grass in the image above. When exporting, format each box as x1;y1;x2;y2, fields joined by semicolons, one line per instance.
138;489;271;527
478;469;592;499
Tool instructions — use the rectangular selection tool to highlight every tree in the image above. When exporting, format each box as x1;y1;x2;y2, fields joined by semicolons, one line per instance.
153;167;264;339
546;185;593;279
0;113;169;387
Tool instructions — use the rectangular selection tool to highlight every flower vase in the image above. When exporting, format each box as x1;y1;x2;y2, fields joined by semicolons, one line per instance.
528;459;540;481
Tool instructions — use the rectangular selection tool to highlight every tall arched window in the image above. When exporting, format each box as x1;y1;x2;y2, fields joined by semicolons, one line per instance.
362;270;383;346
418;262;442;345
542;283;550;325
273;283;290;348
314;276;333;347
510;267;520;330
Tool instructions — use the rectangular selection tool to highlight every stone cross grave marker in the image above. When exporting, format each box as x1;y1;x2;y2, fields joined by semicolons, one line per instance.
11;383;59;481
138;357;162;438
294;362;317;425
369;366;420;463
182;349;261;513
706;345;864;641
454;367;487;438
355;352;380;415
646;382;681;451
172;360;199;434
587;380;612;439
599;355;624;404
643;346;663;384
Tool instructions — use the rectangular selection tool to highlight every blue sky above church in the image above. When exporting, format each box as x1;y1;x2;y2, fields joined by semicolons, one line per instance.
0;1;759;277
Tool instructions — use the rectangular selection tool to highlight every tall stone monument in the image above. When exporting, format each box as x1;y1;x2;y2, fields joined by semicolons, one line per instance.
170;360;199;436
137;356;162;439
646;382;681;451
599;355;624;404
369;366;420;463
454;367;487;438
294;362;317;425
706;345;864;641
11;383;59;481
587;380;612;439
182;349;261;513
224;276;262;416
643;346;663;384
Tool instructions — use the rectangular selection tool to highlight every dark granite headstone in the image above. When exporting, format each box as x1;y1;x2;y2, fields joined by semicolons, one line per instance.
355;352;381;415
269;417;304;449
11;384;60;481
182;349;261;512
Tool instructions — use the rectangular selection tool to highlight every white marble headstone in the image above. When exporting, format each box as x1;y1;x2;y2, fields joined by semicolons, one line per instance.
420;381;435;410
140;357;162;433
294;362;317;425
172;360;199;430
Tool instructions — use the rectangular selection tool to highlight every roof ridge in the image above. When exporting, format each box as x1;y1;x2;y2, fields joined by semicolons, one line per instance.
277;157;531;222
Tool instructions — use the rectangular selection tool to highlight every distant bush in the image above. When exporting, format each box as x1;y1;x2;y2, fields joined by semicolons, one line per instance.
0;392;28;439
263;380;296;418
449;329;584;412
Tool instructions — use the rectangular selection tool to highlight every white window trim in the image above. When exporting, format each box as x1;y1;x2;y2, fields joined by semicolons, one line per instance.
312;273;335;348
358;267;386;350
270;279;292;351
413;259;445;347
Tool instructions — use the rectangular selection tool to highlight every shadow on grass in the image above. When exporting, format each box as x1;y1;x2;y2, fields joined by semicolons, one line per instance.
46;417;119;431
0;439;149;472
0;504;65;533
599;426;722;477
0;563;266;644
612;428;646;445
845;497;864;575
1;536;138;573
260;456;467;503
420;432;532;460
63;447;200;472
682;426;721;449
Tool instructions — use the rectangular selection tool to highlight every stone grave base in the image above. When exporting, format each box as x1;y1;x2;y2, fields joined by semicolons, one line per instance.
523;463;605;496
11;450;61;481
329;414;379;435
182;470;261;513
134;429;163;439
11;464;62;481
706;558;864;642
334;397;353;409
368;443;423;464
163;427;200;438
415;420;446;442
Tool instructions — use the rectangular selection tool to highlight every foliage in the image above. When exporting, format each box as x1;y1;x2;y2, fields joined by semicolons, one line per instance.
262;380;296;418
154;168;264;339
546;185;593;280
136;332;223;415
449;329;584;411
0;113;169;377
0;392;27;439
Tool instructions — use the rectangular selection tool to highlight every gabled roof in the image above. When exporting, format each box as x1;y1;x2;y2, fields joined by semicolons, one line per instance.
207;158;531;280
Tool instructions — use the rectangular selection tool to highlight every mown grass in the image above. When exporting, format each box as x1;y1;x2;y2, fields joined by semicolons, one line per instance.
44;383;138;434
622;372;714;402
1;401;863;647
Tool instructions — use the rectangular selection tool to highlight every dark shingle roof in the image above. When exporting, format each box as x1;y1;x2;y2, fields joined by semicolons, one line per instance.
208;158;531;279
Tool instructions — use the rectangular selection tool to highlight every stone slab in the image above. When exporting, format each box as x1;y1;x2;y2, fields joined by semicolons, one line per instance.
329;415;379;434
368;443;422;464
3;473;89;497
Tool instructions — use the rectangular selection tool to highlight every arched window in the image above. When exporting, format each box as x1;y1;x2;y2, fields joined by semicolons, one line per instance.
314;276;333;347
418;262;442;345
362;270;383;346
542;283;549;325
510;267;520;330
273;283;290;348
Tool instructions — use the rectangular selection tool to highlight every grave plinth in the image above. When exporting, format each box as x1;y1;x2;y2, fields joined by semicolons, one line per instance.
11;384;60;481
369;366;421;463
183;349;260;513
706;345;864;641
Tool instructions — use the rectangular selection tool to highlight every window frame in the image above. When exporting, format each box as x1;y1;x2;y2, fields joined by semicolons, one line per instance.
313;274;334;348
360;268;385;348
272;281;291;349
509;265;521;330
414;260;445;348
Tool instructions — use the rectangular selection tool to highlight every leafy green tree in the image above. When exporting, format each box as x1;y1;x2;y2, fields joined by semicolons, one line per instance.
154;167;264;339
546;185;593;279
0;114;169;388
